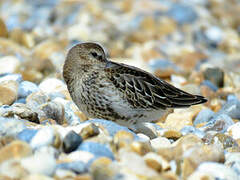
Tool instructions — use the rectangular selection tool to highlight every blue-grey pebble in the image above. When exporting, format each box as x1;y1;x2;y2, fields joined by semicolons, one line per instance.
218;95;240;119
17;128;38;143
18;81;39;99
56;161;87;174
0;117;26;137
200;113;234;133
167;3;198;24
78;141;114;160
201;80;218;92
87;119;138;139
194;108;215;126
63;130;83;153
180;126;205;138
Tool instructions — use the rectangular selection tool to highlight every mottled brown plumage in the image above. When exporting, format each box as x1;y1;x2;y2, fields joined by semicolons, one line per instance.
63;42;207;127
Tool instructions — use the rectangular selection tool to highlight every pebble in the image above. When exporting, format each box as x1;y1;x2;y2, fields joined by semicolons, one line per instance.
40;101;65;124
0;73;22;83
227;122;240;140
79;123;100;139
21;151;56;176
194;108;215;126
0;117;26;137
130;141;152;156
0;18;8;37
18;81;39;99
78;142;114;161
218;95;240;119
62;130;83;153
56;161;87;174
193;162;238;180
200;113;234;133
17;128;38;143
203;67;224;88
87;119;138;138
180;126;205;138
144;152;170;172
39;78;67;94
30;126;58;149
0;140;32;163
204;26;223;47
0;56;20;74
2;103;39;123
167;3;198;24
23;174;54;180
150;137;171;151
0;80;18;105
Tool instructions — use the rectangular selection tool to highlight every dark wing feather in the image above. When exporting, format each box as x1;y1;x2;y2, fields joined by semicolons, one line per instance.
105;61;207;109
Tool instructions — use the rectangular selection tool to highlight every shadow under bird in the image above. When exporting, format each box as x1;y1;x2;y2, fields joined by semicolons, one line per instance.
63;42;207;137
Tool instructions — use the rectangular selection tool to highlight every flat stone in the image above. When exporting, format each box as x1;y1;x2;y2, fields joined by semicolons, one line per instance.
0;140;32;163
79;123;100;139
203;67;224;88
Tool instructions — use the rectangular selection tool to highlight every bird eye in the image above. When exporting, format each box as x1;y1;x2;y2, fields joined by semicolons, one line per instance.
90;52;98;58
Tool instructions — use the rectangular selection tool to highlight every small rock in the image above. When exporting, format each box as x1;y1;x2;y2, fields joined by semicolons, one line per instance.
211;133;238;149
87;119;138;138
194;162;238;180
79;123;100;139
30;126;58;149
203;67;224;88
0;117;26;137
0;18;8;37
0;56;20;74
118;150;158;177
225;152;240;176
228;122;240;140
39;78;67;94
0;159;28;179
21;151;56;176
0;73;22;83
63;130;83;153
180;126;205;138
200;113;234;133
182;144;224;178
18;81;39;99
150;137;171;151
144;152;170;172
2;103;39;123
0;140;32;163
113;130;134;149
167;3;198;24
40;101;65;124
61;150;94;164
194;108;215;126
130;141;152;156
56;161;87;174
78;142;114;160
0;80;18;105
204;26;223;47
218;95;240;119
90;157;115;180
17;128;38;143
161;129;182;140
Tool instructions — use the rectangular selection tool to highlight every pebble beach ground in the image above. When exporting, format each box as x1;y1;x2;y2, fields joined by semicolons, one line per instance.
0;0;240;179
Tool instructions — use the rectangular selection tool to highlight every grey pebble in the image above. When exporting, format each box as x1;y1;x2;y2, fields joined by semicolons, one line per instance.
18;81;39;99
63;130;83;153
